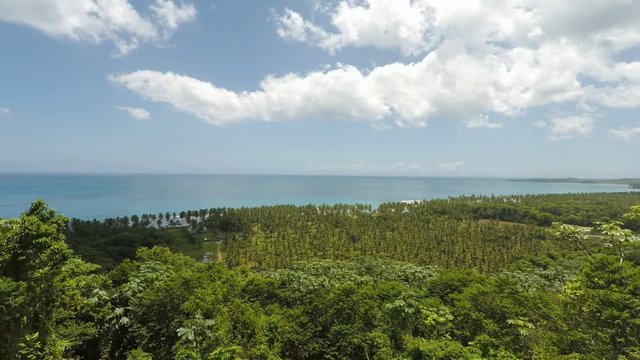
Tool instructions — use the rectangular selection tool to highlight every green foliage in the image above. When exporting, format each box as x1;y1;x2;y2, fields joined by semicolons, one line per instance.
206;346;243;360
16;333;42;360
560;256;640;359
0;200;107;359
127;348;153;360
596;221;639;263
220;204;551;273
2;198;640;359
405;337;481;360
624;205;640;221
551;222;594;261
65;219;179;269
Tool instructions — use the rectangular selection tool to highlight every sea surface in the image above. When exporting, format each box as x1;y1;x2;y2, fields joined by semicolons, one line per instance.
0;174;633;219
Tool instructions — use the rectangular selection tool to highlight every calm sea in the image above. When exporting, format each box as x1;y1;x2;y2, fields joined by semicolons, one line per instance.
0;174;632;219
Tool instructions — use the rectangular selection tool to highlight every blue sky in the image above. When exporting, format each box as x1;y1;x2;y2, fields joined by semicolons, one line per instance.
0;0;639;178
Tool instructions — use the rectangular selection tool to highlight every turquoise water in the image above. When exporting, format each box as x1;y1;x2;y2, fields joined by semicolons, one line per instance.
0;174;633;219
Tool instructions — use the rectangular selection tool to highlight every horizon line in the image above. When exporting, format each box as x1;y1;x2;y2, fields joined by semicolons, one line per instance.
0;171;639;181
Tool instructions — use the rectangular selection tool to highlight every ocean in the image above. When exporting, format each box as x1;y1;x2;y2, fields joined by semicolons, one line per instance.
0;174;633;219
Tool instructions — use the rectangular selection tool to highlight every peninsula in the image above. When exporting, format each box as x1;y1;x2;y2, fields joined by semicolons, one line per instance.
512;177;640;189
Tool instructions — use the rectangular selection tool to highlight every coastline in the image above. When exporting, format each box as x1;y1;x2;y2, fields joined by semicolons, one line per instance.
510;178;640;189
2;175;638;220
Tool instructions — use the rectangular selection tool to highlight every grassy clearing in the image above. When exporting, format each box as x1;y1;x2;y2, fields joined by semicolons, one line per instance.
162;228;224;262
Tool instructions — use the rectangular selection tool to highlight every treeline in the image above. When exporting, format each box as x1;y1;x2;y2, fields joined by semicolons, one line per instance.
66;219;180;268
65;209;227;268
2;201;640;359
414;192;640;228
69;192;640;231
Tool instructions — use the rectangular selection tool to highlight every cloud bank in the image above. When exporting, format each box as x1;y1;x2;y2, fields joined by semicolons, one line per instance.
110;0;640;134
0;0;196;55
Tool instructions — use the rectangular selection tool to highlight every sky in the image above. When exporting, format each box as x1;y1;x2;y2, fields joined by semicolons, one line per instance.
0;0;639;178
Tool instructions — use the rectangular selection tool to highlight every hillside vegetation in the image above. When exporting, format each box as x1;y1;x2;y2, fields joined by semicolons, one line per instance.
1;193;640;359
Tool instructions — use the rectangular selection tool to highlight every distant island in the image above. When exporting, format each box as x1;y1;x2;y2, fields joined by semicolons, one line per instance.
512;177;640;189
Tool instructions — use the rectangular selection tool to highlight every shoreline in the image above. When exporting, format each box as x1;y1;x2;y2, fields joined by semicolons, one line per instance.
509;178;640;189
10;190;638;222
2;176;638;220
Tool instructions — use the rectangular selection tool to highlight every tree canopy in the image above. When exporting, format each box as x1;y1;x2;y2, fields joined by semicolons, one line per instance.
2;196;640;359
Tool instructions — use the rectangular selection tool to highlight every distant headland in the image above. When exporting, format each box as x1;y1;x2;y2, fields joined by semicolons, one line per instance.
511;177;640;189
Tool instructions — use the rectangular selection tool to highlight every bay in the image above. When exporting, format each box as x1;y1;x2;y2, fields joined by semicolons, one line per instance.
0;173;633;219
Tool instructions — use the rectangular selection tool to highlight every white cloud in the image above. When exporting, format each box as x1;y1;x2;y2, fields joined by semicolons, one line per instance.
548;115;594;141
116;106;151;121
109;68;391;126
610;127;640;141
276;9;327;43
112;0;640;130
591;82;640;109
0;0;196;55
108;39;601;128
276;0;640;55
150;0;196;34
466;115;503;129
532;121;547;128
438;161;464;172
0;107;9;117
277;1;438;55
107;42;599;128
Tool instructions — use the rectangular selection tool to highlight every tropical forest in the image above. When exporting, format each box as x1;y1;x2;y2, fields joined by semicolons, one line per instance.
2;192;640;359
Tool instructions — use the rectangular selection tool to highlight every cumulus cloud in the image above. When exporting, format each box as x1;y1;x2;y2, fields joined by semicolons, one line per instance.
548;115;594;141
151;0;196;34
610;127;640;141
107;40;602;128
116;106;151;121
277;1;438;55
276;9;327;43
0;0;196;55
112;0;640;130
277;0;640;56
438;161;464;172
109;68;391;126
466;115;503;129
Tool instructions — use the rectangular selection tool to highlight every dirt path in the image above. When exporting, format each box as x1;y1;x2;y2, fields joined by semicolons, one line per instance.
215;241;223;263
